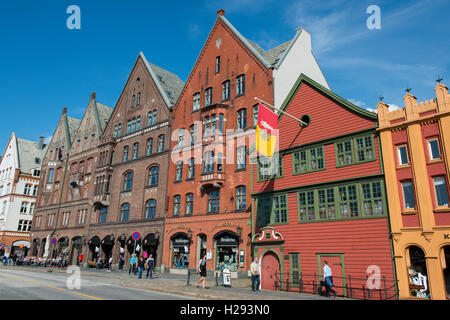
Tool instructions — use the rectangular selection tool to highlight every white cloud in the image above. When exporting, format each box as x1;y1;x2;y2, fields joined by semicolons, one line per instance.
366;108;378;113
348;98;367;108
387;104;401;111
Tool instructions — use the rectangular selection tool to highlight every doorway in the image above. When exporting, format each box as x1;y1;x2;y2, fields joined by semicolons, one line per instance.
443;246;450;299
261;251;280;290
317;254;347;297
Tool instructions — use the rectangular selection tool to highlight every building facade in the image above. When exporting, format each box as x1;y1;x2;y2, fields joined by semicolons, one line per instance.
0;133;47;257
163;10;328;278
85;52;183;268
377;82;450;299
252;75;397;299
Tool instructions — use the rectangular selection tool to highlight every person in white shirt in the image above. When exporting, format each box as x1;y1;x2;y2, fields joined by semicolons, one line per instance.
250;257;260;292
323;261;336;297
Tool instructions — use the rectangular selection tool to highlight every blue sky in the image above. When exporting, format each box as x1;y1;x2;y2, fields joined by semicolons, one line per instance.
0;0;449;152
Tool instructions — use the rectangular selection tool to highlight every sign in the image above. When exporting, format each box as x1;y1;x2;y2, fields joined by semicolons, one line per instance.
239;250;245;268
172;235;190;247
132;232;141;241
51;237;57;244
256;103;278;157
216;235;238;246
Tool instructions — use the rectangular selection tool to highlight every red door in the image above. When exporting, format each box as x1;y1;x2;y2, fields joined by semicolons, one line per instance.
261;252;280;290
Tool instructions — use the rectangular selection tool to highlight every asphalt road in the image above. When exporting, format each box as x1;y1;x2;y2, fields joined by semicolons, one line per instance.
0;268;200;300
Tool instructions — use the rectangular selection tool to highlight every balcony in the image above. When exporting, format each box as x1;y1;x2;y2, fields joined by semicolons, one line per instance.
200;102;229;113
92;193;110;209
69;172;84;188
200;171;225;189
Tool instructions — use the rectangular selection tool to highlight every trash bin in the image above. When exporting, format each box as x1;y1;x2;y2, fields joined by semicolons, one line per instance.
223;268;231;287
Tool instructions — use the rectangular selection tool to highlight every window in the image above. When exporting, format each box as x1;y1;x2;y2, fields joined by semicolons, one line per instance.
127;120;132;134
193;93;200;111
188;158;195;179
289;253;301;287
253;105;259;126
137;92;141;106
299;191;315;221
62;211;70;226
237;146;247;170
132;143;139;160
204;116;210;137
77;209;87;224
237;109;247;130
190;125;197;145
402;181;415;210
146;138;153;155
217;153;223;172
132;118;136;132
29;203;35;214
218;114;224;134
293;146;325;174
148;166;159;186
20;202;28;213
47;213;56;227
175;161;183;181
215;56;221;73
114;126;118;138
136;116;141;130
222;81;230;100
205;88;213;106
397;145;409;165
339;185;359;218
257;194;287;225
433;177;449;207
48;169;54;183
178;128;185;148
361;181;384;216
122;171;133;192
203;151;214;173
236;74;245;96
123;146;129;162
211;114;216;136
145;199;156;219
186;193;193;215
318;188;336;220
158;135;165;152
336;135;375;167
131;95;135;108
208;190;220;213
98;207;107;223
258;156;283;181
117;123;122;137
120;203;130;221
24;184;32;195
152;110;157;125
236;186;246;210
428;139;441;160
173;195;181;216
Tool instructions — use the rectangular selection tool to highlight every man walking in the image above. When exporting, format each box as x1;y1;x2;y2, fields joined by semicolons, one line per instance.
118;254;124;271
250;257;260;292
145;254;154;279
323;261;337;298
137;256;145;279
129;254;137;275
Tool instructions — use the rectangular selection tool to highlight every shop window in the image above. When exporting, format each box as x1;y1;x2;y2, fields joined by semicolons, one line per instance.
215;232;239;272
407;246;429;298
171;234;190;269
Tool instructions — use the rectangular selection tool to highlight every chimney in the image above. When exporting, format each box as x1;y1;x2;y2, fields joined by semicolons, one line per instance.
62;107;67;115
217;9;225;17
90;92;96;101
38;136;44;150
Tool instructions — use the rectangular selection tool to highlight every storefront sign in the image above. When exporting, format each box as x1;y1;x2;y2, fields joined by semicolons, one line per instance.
216;236;238;246
173;236;190;247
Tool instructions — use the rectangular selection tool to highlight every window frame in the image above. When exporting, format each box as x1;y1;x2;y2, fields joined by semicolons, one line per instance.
293;146;325;175
427;138;441;161
433;177;449;207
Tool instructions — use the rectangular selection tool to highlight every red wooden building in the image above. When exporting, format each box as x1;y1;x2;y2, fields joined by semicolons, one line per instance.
251;74;397;299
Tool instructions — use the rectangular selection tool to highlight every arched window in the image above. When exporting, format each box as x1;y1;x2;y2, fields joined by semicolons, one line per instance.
123;146;129;163
146;138;153;155
120;203;130;221
148;166;160;186
122;171;133;192
236;186;246;210
407;246;429;298
132;142;139;160
145;199;156;219
158;135;165;152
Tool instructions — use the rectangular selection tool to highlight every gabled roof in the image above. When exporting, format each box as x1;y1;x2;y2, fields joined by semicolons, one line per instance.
279;73;378;121
93;101;113;134
66;115;82;146
139;52;184;107
16;137;48;174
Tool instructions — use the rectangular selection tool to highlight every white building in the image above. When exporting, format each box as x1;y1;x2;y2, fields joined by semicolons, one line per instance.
0;133;47;257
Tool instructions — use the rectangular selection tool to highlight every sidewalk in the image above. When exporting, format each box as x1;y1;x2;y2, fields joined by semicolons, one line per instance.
0;265;335;300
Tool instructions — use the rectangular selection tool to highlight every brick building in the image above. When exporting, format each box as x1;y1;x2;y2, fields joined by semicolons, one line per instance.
31;94;112;264
252;74;396;299
162;10;328;278
85;52;183;268
377;82;450;299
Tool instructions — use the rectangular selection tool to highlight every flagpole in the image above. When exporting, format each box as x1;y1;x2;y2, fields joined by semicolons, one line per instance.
254;97;308;127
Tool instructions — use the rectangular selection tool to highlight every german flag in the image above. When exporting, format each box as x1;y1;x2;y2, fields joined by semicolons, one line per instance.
256;103;278;157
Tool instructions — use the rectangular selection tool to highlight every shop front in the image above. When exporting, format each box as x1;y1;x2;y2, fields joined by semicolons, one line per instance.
88;236;100;262
142;233;158;264
11;240;30;257
171;233;190;269
214;231;239;272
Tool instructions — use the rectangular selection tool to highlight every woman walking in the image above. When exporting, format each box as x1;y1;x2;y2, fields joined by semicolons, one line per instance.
196;254;207;289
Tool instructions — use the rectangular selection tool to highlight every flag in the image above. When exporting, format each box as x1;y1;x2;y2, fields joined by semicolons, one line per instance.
256;103;278;157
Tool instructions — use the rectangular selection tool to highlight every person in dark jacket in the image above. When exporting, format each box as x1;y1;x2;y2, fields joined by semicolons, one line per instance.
196;254;207;289
145;254;154;279
137;256;145;279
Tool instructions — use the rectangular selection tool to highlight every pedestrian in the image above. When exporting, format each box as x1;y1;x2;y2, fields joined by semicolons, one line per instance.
129;254;137;275
108;256;113;272
137;256;145;279
196;254;207;289
323;261;337;298
250;257;261;292
118;254;124;271
145;254;154;279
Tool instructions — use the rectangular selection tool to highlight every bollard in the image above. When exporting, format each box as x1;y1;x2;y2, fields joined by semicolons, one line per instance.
187;269;191;286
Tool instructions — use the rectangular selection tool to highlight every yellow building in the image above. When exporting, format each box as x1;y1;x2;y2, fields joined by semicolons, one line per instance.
377;82;450;299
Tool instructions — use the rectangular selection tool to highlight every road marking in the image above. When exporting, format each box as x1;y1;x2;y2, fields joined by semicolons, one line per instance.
26;280;41;285
47;285;66;291
72;291;103;300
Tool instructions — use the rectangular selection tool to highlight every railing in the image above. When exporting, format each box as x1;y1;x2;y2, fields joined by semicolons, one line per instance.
273;272;398;300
